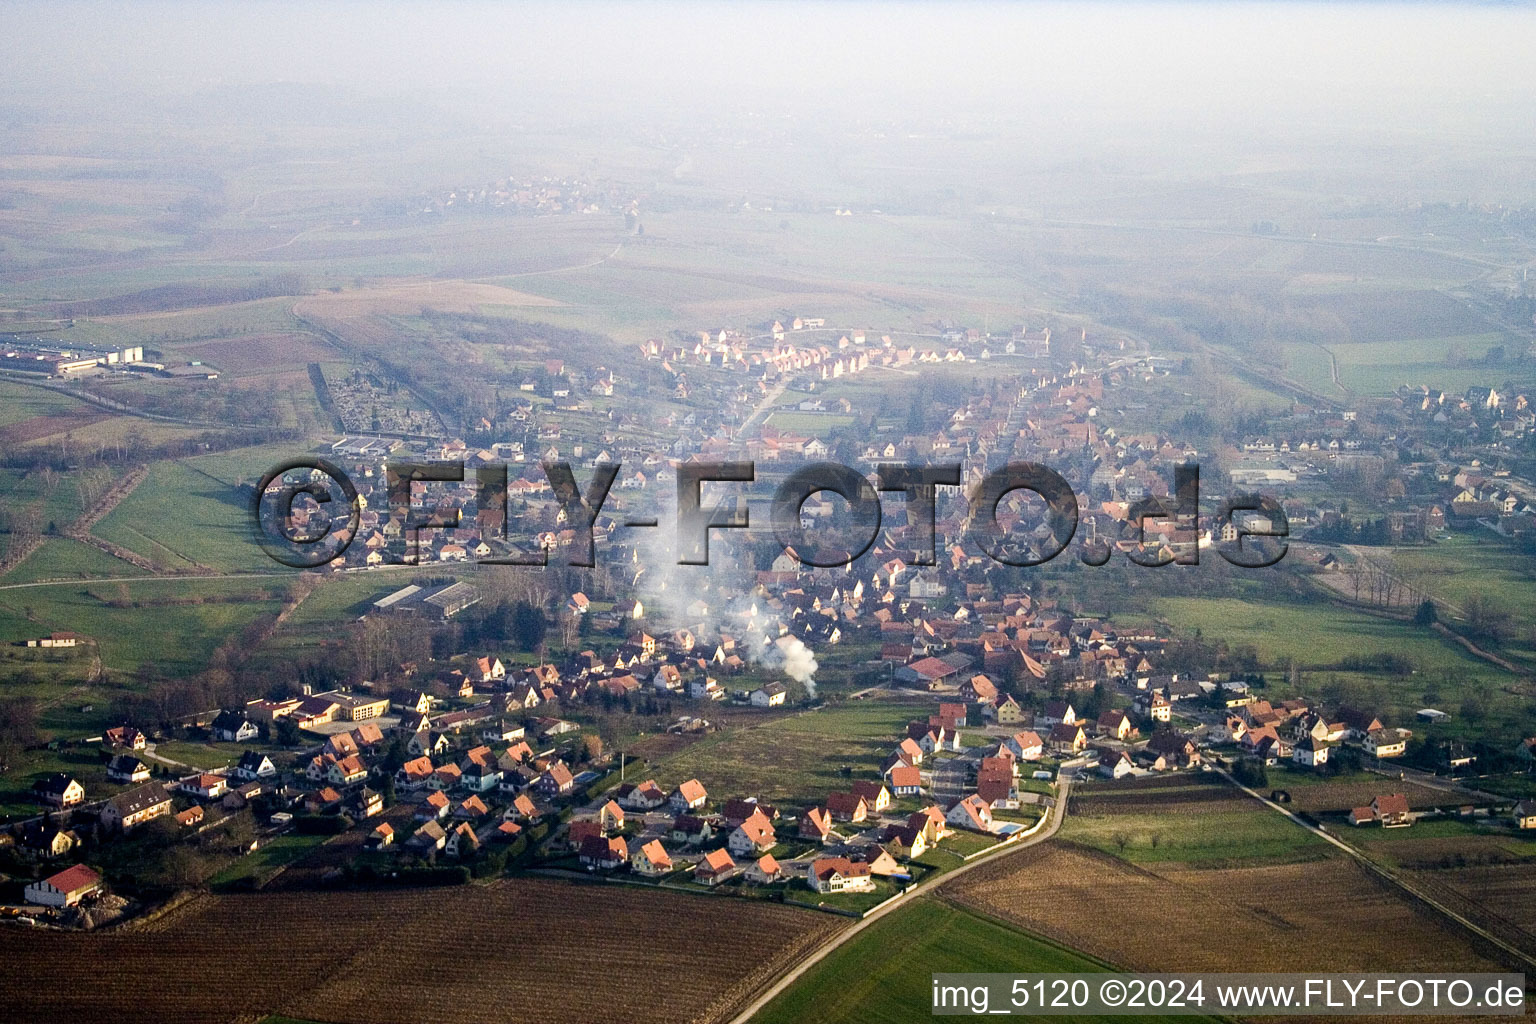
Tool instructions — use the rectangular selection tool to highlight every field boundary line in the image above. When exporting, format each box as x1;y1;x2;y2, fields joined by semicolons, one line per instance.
1213;766;1536;973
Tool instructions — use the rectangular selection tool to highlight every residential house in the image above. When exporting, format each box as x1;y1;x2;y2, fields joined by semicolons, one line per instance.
101;782;172;831
826;792;868;823
807;856;874;894
727;810;778;857
631;838;673;876
799;806;834;844
234;751;277;780
579;835;628;871
695;848;737;885
107;755;151;785
210;710;259;743
34;773;84;809
669;778;708;812
745;854;785;885
946;794;993;832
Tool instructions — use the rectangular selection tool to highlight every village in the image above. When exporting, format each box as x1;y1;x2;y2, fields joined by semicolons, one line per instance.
8;309;1536;929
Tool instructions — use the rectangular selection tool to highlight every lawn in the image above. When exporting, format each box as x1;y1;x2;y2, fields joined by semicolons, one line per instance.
751;898;1217;1024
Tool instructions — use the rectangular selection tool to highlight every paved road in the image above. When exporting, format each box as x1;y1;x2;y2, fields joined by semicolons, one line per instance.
725;775;1073;1024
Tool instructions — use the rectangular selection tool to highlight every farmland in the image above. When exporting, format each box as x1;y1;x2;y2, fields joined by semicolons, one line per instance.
947;839;1509;985
751;897;1215;1024
0;878;844;1024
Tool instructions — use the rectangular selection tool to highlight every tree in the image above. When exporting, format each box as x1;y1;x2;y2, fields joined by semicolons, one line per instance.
1413;599;1438;627
510;601;548;653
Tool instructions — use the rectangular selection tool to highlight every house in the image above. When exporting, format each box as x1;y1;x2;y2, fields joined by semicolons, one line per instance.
961;674;999;705
1006;731;1045;761
534;761;575;799
826;792;868;823
366;822;395;849
104;726;146;750
18;822;76;859
750;683;788;707
1350;793;1412;828
669;778;708;812
505;792;539;822
598;799;626;832
620;779;668;810
893;737;924;766
23;864;103;909
908;805;950;844
416;791;451;821
850;780;891;812
176;806;205;828
1048;723;1087;754
722;798;778;827
1144;730;1202;768
234;751;277;780
1364;728;1411;758
1038;701;1076;728
1293;735;1331;768
397;756;435;790
696;848;737;885
455;795;490;820
799;806;834;843
1096;709;1134;741
745;854;785;885
34;773;84;809
579;834;628;871
632;838;674;876
1098;750;1135;779
807;856;874;894
887;764;923;796
727;809;778;857
327;755;368;787
107;755;151;784
101;782;172;831
670;814;714;846
995;695;1026;724
407;820;448;854
1513;800;1536;830
881;824;929;859
946;794;993;832
179;773;229;801
210;710;259;743
353;787;384;818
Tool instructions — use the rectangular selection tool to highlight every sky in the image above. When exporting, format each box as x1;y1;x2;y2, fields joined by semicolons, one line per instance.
3;1;1533;133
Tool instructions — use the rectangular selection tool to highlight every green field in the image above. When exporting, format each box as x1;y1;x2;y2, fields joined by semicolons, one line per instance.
651;701;931;807
751;898;1217;1024
1062;799;1329;865
3;537;141;583
1146;595;1499;678
0;577;286;674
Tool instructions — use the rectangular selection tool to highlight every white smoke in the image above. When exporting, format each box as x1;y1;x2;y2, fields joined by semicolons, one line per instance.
618;493;819;699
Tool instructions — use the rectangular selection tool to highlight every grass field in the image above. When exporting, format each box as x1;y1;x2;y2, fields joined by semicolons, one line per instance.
0;577;286;674
2;536;142;582
651;700;931;807
752;897;1216;1024
1064;775;1329;866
